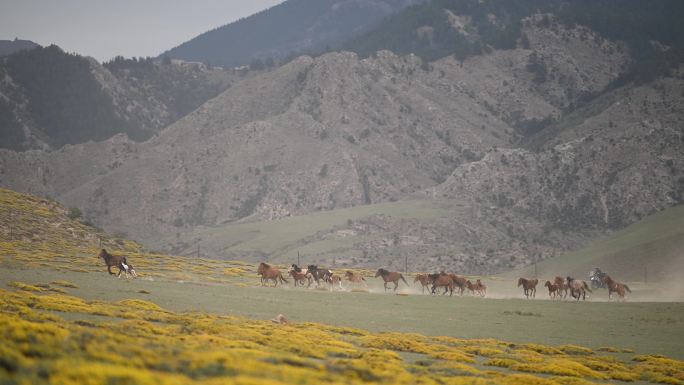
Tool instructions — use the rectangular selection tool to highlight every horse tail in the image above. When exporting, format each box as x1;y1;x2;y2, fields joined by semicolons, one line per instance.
583;281;593;293
400;274;408;286
624;284;632;293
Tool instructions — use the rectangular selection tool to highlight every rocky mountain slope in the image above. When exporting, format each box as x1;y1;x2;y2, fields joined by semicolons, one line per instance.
0;46;238;151
162;0;425;68
1;5;683;273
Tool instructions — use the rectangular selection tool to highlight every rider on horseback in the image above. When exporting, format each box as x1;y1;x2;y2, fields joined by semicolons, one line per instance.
589;267;606;289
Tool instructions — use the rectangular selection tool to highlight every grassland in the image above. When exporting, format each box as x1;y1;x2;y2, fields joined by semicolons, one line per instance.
155;199;462;262
1;188;684;384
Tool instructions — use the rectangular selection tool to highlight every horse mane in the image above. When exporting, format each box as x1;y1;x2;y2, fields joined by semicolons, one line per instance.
260;262;271;268
99;249;112;259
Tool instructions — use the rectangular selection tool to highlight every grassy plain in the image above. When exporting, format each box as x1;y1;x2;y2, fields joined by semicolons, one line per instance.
2;187;684;384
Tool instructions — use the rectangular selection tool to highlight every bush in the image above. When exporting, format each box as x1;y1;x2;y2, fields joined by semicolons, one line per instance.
67;207;82;220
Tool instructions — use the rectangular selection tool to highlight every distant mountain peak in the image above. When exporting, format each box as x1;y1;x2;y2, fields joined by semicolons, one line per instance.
0;39;40;57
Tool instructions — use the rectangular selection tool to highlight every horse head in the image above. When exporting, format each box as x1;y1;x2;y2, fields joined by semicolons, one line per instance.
517;277;524;287
375;268;386;278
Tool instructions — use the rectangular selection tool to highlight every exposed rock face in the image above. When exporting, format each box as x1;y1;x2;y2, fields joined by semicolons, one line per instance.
0;19;682;273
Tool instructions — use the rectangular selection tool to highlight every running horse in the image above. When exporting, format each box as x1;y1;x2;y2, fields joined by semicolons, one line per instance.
98;249;137;278
544;280;561;299
428;273;453;296
414;274;431;294
307;265;333;286
344;271;367;287
257;263;288;287
466;279;487;297
601;275;631;300
517;278;539;299
375;268;409;292
553;276;569;299
566;276;592;301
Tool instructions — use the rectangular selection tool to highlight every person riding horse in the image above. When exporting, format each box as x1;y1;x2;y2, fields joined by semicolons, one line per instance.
589;267;606;289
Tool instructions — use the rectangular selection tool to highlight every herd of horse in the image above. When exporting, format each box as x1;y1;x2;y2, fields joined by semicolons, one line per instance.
98;249;631;301
518;275;632;301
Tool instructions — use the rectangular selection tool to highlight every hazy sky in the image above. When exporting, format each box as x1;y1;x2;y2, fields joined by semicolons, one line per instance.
0;0;284;62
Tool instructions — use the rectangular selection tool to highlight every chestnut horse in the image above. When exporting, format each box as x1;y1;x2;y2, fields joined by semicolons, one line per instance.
288;269;312;287
602;275;631;300
414;274;431;294
257;263;288;286
518;278;538;299
554;276;569;299
544;280;561;299
566;276;592;301
466;279;486;296
450;274;468;296
428;273;453;296
375;268;408;292
98;249;137;278
344;271;367;287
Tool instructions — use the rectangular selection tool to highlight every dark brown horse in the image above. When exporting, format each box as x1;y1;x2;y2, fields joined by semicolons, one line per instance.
428;273;453;296
375;268;408;292
518;278;538;299
414;274;431;294
98;249;136;278
257;263;288;286
307;265;333;286
602;275;631;300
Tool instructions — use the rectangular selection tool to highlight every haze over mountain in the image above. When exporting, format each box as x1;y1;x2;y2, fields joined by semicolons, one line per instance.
162;0;425;68
0;39;39;57
0;0;683;273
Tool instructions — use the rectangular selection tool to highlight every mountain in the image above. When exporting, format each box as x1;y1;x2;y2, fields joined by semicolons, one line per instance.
1;2;683;274
0;45;238;151
0;39;39;57
161;0;425;68
0;187;141;260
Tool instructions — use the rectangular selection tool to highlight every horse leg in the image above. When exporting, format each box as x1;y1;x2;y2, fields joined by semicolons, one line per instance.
384;282;388;292
394;281;399;292
108;265;115;275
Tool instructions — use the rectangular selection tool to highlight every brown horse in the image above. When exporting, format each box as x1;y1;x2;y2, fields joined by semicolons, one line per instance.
466;279;486;296
98;249;137;278
566;277;592;301
518;278;538;299
450;274;468;296
257;263;288;286
602;275;631;300
288;269;312;287
414;274;431;294
544;280;561;299
375;268;409;292
428;273;453;296
344;271;367;287
554;276;569;299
